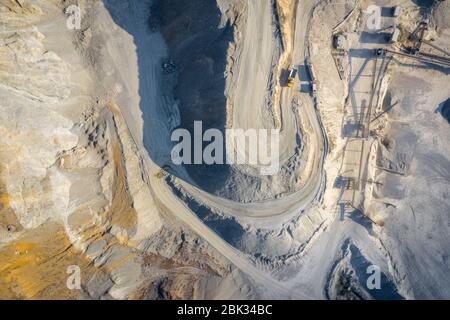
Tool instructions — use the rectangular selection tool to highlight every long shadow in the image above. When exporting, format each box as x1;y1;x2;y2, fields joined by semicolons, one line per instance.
348;53;371;132
103;0;233;195
348;244;404;300
394;59;450;75
103;0;174;170
349;48;375;59
326;240;404;300
359;31;390;44
411;0;436;15
298;64;312;82
436;98;450;124
380;7;396;17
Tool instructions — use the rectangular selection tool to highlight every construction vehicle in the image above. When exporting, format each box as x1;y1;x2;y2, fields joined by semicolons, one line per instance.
402;21;428;55
384;21;450;68
305;58;319;95
405;21;450;57
376;48;386;56
286;66;297;88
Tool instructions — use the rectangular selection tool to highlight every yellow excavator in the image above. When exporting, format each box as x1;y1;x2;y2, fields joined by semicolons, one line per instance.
286;66;297;88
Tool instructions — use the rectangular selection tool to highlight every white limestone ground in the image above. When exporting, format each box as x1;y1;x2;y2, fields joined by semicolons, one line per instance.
0;0;449;299
0;0;254;300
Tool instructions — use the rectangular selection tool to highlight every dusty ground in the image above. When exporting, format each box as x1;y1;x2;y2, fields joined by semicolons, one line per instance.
1;0;449;300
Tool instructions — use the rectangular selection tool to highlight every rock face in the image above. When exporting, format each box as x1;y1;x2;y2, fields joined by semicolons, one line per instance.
0;28;76;229
0;0;252;300
2;0;450;301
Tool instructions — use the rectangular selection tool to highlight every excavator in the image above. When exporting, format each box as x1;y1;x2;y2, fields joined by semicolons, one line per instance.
286;66;297;88
384;21;450;68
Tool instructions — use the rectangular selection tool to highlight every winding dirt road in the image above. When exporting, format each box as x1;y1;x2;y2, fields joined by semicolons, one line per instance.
174;0;327;222
106;0;323;298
